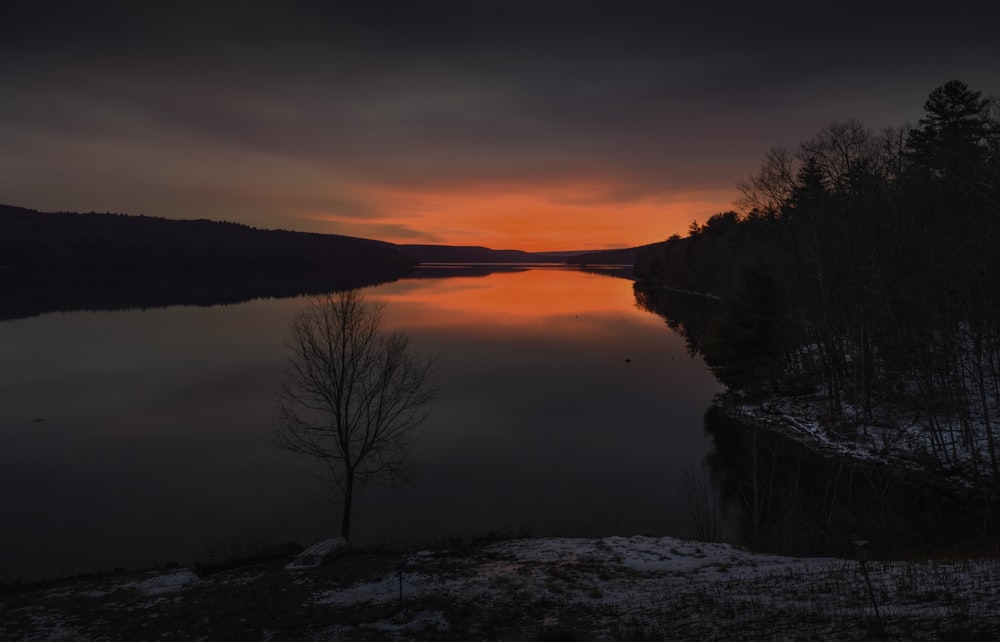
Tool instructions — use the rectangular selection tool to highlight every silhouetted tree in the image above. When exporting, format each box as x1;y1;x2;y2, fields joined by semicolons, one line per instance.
900;80;1000;476
737;146;797;220
906;80;992;185
703;264;786;394
646;80;1000;482
272;290;438;540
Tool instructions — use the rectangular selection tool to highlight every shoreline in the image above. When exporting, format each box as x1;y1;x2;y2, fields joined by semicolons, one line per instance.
708;390;1000;548
4;533;1000;640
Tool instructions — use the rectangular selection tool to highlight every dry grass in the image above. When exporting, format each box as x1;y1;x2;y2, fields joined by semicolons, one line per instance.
4;536;1000;641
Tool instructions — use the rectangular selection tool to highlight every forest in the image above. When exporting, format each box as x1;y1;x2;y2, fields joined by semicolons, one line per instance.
0;204;416;275
0;205;423;319
635;81;1000;483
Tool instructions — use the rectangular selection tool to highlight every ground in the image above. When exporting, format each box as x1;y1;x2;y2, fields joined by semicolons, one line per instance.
3;535;1000;640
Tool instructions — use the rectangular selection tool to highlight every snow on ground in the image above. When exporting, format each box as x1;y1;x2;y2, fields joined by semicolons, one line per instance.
726;386;1000;492
312;535;1000;639
730;395;942;474
314;535;830;612
126;569;201;596
8;611;83;642
6;535;1000;639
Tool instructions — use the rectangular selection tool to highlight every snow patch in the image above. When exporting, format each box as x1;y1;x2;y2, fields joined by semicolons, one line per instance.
370;609;449;634
127;570;201;596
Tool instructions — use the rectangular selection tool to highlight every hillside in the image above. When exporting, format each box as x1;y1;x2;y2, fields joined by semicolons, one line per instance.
398;244;559;263
632;212;745;296
0;204;635;319
0;205;421;320
0;204;415;274
565;244;654;269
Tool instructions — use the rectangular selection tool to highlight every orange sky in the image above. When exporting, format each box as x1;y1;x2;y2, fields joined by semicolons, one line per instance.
4;5;997;253
303;184;739;252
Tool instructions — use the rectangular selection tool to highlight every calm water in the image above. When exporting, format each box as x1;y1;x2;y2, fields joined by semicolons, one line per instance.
0;266;724;582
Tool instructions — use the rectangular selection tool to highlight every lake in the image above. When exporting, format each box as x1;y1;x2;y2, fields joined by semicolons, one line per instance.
0;266;725;582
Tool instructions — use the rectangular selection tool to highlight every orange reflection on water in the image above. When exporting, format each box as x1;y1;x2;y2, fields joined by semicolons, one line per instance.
376;267;649;334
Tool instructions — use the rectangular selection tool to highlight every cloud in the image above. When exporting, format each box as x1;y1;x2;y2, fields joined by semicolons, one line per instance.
2;2;999;248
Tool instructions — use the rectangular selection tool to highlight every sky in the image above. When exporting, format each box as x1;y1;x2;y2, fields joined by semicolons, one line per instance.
2;2;999;252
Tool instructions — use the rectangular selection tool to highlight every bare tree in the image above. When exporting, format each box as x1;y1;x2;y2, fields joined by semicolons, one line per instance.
736;145;798;219
272;290;437;540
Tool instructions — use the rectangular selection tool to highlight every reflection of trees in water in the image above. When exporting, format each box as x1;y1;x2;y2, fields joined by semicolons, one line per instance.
632;284;719;357
404;264;633;281
637;285;997;558
3;264;633;322
577;265;634;280
704;409;994;559
682;464;724;543
407;265;529;279
0;268;411;322
0;204;420;321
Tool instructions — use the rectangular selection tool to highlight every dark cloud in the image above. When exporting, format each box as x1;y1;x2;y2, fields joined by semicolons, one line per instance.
2;1;999;244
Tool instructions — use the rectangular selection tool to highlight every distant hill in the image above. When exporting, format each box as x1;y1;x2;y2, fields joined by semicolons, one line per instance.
0;204;607;269
564;245;654;268
397;244;561;263
0;204;424;320
0;204;415;275
0;204;642;319
632;220;742;296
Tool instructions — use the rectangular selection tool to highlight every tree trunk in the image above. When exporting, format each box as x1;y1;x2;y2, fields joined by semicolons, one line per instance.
341;472;354;541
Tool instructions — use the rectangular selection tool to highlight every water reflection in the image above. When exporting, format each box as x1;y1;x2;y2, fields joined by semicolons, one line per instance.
637;284;997;560
0;267;410;322
0;267;723;582
704;410;991;559
378;266;644;331
633;284;718;357
352;268;724;545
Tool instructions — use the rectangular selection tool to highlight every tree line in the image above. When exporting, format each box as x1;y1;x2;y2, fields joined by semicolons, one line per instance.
0;204;416;276
636;81;1000;483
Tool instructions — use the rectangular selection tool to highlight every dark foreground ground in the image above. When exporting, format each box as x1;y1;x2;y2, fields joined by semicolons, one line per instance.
3;535;1000;640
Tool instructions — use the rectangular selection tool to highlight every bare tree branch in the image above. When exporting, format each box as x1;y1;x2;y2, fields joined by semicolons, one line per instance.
270;290;437;540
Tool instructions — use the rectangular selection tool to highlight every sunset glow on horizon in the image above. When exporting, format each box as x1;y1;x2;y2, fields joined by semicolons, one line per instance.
3;4;997;251
301;183;740;251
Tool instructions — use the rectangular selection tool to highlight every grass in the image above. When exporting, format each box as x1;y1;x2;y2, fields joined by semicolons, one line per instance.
3;536;1000;640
